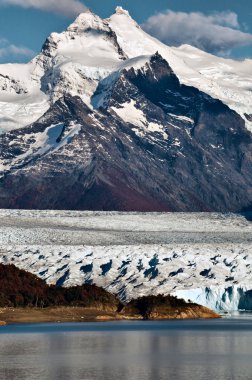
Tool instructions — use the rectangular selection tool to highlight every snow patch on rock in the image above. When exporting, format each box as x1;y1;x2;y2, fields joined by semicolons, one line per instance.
112;100;168;139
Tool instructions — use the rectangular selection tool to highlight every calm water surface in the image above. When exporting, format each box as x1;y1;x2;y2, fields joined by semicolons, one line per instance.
1;315;252;380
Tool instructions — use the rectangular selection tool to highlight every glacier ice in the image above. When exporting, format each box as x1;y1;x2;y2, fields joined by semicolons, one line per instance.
0;210;252;312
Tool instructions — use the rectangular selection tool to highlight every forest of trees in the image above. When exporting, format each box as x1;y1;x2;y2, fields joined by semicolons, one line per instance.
0;264;118;308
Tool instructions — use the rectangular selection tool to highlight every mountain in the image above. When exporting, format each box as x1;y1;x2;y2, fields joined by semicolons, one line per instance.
0;7;252;211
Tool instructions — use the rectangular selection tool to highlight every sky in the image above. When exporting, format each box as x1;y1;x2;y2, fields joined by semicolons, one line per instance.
0;0;251;63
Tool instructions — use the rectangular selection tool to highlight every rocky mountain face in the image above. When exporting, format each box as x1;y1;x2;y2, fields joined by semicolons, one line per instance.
0;8;252;211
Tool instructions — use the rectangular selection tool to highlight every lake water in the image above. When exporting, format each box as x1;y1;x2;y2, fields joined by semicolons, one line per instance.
1;316;252;380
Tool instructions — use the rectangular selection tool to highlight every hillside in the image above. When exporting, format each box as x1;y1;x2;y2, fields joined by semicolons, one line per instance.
0;263;219;324
0;263;118;309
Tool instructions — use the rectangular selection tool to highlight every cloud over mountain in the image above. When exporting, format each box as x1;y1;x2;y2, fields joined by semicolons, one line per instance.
142;10;252;55
0;38;34;62
0;0;87;16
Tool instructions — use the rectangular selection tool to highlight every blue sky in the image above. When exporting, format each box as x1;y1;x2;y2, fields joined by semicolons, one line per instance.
0;0;251;63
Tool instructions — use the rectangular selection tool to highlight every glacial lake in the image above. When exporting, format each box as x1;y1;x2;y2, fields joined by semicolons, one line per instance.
1;316;252;380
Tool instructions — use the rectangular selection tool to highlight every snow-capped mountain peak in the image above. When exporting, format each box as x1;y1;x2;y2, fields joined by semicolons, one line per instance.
115;6;131;17
67;9;109;33
0;6;251;133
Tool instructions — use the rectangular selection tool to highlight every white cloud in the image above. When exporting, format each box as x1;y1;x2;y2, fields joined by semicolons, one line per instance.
142;10;252;56
0;0;87;17
0;38;34;61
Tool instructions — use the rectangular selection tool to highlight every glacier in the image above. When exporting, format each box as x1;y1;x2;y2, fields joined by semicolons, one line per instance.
1;210;252;312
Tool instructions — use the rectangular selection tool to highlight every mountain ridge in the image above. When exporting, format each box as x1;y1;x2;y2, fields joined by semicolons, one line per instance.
0;8;252;211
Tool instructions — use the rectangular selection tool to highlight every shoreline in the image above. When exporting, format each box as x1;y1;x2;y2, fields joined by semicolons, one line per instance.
0;306;220;325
